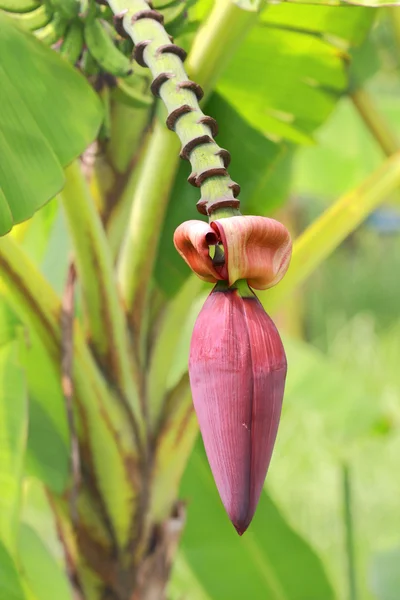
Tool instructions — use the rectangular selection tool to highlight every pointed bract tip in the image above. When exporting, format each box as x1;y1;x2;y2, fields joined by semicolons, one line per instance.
233;522;248;536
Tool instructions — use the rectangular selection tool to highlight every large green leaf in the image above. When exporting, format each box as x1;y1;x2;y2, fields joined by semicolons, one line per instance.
0;297;69;494
0;539;26;600
217;5;375;144
293;97;382;200
0;14;103;235
22;328;70;494
263;3;376;43
173;442;336;600
294;84;400;202
369;547;400;600
18;524;72;600
21;479;65;567
0;338;28;552
0;200;71;493
25;396;69;494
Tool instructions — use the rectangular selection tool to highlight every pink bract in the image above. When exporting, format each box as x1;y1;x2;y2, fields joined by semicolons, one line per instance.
189;286;287;534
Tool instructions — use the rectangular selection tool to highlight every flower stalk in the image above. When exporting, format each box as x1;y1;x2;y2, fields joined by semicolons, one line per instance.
107;0;243;216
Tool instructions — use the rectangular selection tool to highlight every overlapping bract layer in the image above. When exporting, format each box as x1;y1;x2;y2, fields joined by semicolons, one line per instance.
173;215;292;289
189;286;287;534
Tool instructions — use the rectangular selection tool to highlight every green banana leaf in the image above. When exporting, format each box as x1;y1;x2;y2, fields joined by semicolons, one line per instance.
0;539;26;600
262;3;376;42
295;86;400;201
0;210;70;494
23;345;70;495
218;5;375;144
0;294;68;541
172;442;336;600
0;338;28;553
0;13;103;235
18;524;73;600
22;207;71;493
294;97;383;200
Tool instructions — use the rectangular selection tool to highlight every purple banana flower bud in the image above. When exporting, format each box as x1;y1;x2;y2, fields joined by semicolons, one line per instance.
174;215;291;533
189;281;287;535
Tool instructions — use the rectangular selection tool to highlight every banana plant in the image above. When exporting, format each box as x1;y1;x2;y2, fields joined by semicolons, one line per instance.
0;1;399;599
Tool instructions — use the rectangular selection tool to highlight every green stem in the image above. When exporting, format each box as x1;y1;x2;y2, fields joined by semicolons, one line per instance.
0;234;139;546
116;120;180;331
111;0;260;355
210;207;241;221
351;87;399;157
260;151;400;313
342;463;357;600
60;161;145;441
107;0;252;216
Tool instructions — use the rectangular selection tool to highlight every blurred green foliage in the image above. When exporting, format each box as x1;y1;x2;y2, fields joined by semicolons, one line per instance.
170;9;400;599
0;2;400;600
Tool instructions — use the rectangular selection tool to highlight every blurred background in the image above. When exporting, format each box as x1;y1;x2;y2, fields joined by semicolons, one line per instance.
169;10;400;600
2;3;400;600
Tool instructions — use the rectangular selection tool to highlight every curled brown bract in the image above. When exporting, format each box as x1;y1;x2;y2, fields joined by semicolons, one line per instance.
173;220;222;283
173;216;292;289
